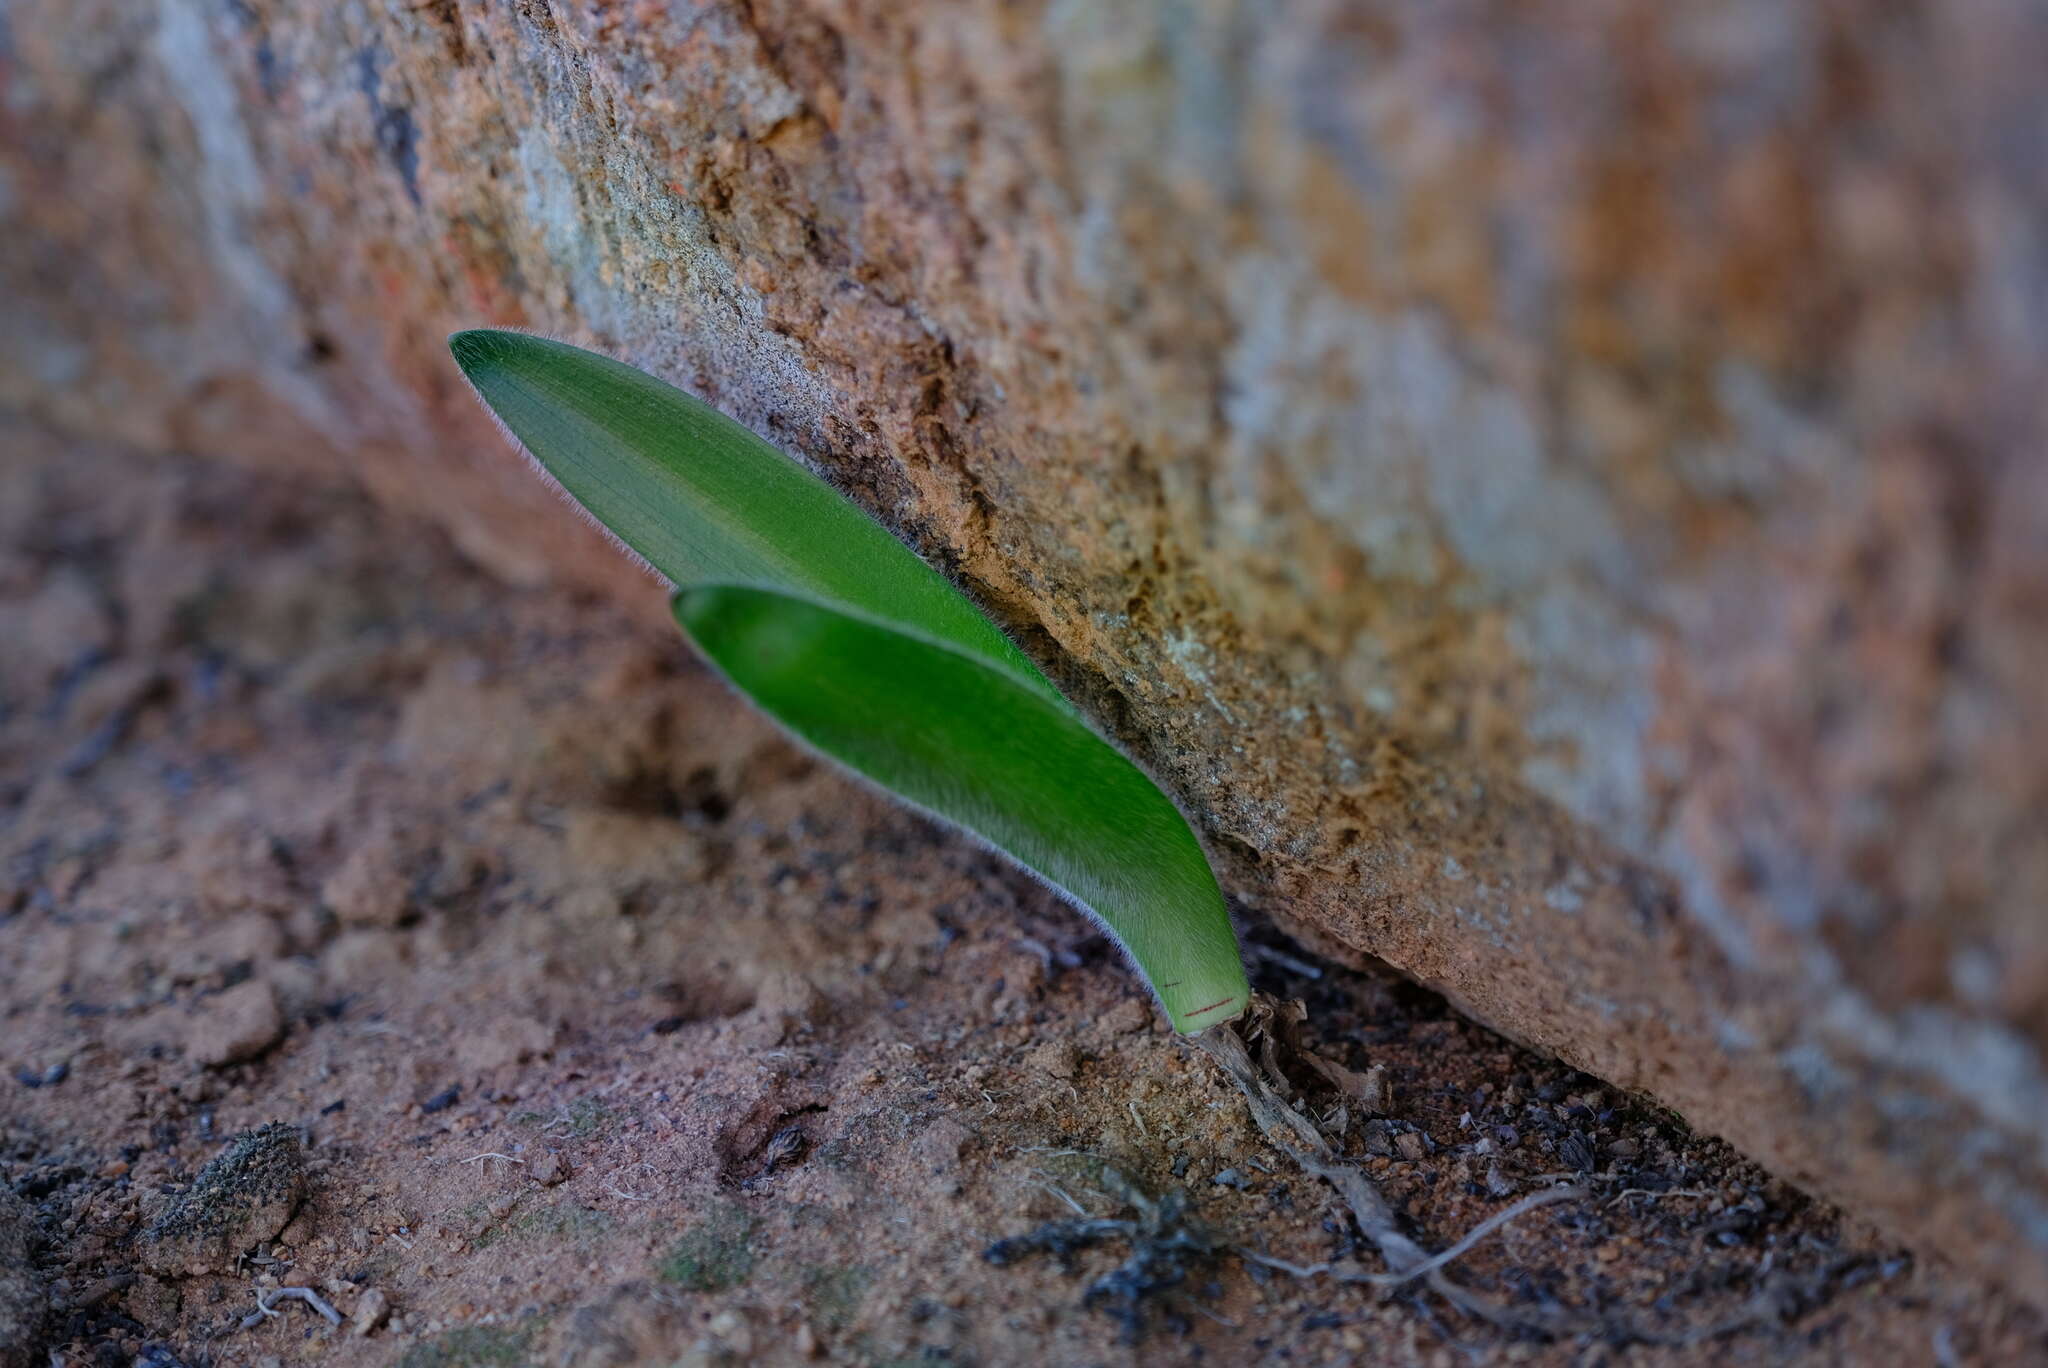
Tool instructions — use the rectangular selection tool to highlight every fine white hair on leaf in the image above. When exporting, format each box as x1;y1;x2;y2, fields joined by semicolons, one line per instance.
451;324;675;590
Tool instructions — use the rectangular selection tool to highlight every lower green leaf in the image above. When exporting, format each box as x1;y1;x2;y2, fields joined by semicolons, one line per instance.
673;584;1249;1033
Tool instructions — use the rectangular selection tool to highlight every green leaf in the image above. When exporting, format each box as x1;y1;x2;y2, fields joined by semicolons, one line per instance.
450;328;1248;1032
675;584;1249;1031
446;329;1061;707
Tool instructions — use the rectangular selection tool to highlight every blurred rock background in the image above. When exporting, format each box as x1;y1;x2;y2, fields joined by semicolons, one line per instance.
5;0;2046;1309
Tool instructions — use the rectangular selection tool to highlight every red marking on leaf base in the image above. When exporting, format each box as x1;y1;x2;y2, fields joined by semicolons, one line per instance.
1184;997;1240;1020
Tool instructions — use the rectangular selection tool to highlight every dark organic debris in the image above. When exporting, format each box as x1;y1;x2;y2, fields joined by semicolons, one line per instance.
984;1170;1223;1343
1196;999;1892;1348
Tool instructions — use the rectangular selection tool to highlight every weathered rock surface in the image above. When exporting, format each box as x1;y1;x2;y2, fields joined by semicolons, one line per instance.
5;0;2046;1305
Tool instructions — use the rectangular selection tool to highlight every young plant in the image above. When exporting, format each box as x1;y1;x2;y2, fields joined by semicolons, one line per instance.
449;330;1248;1032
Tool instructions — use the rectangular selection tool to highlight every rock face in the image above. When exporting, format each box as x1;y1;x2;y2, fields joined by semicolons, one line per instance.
5;0;2046;1305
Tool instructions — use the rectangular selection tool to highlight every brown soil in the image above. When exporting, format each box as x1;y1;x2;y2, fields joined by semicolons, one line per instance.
3;420;2042;1366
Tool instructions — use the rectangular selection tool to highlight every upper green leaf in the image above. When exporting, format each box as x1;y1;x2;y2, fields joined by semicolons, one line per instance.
450;328;1248;1032
449;329;1063;708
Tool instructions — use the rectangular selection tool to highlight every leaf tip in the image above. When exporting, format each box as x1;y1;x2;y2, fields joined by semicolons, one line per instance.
447;328;508;379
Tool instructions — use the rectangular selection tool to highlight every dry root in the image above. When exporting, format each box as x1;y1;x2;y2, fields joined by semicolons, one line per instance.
1192;1002;1814;1345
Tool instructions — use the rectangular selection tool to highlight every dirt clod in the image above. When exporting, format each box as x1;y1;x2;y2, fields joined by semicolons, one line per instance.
183;980;286;1069
140;1123;306;1276
321;832;412;929
350;1289;390;1338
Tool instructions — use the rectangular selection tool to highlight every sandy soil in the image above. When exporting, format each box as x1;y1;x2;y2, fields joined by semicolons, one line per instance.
3;420;2043;1366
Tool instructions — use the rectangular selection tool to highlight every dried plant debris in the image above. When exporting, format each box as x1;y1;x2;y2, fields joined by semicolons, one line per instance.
140;1123;305;1277
1196;998;1911;1348
985;1168;1224;1342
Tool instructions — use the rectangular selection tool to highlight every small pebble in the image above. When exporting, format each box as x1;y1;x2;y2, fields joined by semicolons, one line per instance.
184;980;284;1068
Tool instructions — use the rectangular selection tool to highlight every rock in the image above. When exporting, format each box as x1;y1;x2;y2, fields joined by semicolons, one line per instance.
321;930;408;986
123;1276;180;1330
1303;1057;1388;1116
455;1016;557;1075
320;832;411;929
350;1288;390;1338
0;1188;49;1368
562;808;708;887
183;979;284;1068
1096;1000;1152;1037
8;0;2048;1309
737;970;824;1049
1023;1041;1078;1082
10;569;111;694
529;1152;570;1188
140;1122;306;1276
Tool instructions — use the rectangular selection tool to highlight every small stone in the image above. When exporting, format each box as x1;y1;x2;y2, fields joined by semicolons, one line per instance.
1022;1040;1077;1080
184;980;284;1068
704;1309;751;1353
277;1209;316;1247
16;569;111;689
351;1288;390;1338
139;1123;306;1276
793;1321;820;1358
1098;999;1151;1035
321;833;411;928
455;1016;556;1074
528;1152;568;1186
1393;1130;1426;1161
124;1276;179;1327
70;1276;129;1310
